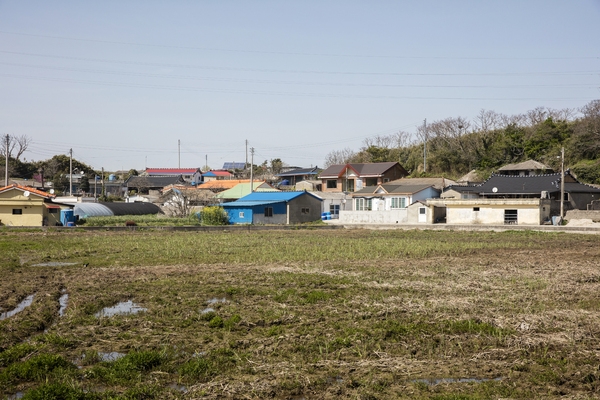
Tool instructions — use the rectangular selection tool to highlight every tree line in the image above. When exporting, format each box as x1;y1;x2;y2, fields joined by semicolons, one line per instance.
324;99;600;184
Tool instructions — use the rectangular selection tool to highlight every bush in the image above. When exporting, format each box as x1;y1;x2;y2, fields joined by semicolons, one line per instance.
200;206;229;226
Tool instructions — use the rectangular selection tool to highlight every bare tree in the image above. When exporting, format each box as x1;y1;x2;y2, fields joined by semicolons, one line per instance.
0;134;31;161
323;147;356;167
161;187;216;217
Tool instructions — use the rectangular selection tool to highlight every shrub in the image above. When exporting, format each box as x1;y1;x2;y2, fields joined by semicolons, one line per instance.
200;206;229;226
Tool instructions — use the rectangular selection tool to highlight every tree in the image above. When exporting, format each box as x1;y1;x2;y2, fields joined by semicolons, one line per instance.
323;148;356;167
0;134;31;161
79;175;90;194
270;158;284;175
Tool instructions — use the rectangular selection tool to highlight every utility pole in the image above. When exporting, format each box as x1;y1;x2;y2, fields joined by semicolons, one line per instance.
101;167;105;199
250;147;255;193
4;134;9;186
69;148;73;196
178;140;181;169
560;146;565;219
245;139;248;169
205;154;208;171
423;119;427;173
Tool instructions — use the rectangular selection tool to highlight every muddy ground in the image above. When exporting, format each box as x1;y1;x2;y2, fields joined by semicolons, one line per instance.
1;229;600;399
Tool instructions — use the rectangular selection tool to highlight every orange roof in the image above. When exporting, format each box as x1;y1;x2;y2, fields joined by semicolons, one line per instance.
199;179;254;190
0;184;55;198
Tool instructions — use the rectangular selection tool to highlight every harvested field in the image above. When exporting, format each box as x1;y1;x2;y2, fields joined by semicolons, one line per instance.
1;228;600;399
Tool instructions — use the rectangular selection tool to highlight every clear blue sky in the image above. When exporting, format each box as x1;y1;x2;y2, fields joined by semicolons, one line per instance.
1;1;599;172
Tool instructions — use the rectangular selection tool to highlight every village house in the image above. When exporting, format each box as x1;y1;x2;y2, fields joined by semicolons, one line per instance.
338;182;441;224
318;162;408;193
430;171;600;225
222;191;322;225
0;184;71;226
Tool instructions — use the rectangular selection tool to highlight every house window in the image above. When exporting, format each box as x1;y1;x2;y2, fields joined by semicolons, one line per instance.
329;204;340;216
12;209;22;215
239;212;245;218
48;208;59;214
563;192;569;201
390;197;407;209
473;207;480;212
343;179;355;192
355;198;372;211
264;207;273;217
301;207;310;214
326;180;337;189
383;178;390;183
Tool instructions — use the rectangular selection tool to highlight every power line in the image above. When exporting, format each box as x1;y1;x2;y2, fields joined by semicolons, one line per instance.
1;30;598;61
0;62;595;89
1;50;598;77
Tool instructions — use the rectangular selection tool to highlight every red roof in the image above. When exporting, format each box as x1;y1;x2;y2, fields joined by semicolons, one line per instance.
0;184;55;198
145;168;200;174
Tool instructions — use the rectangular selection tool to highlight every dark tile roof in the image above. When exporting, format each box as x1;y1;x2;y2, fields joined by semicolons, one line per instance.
319;162;405;178
275;167;320;177
125;175;185;188
445;171;600;196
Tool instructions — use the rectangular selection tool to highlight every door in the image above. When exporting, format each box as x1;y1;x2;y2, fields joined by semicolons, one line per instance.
418;207;427;223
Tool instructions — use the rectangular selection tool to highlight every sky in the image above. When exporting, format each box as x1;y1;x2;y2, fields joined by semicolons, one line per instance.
1;1;599;172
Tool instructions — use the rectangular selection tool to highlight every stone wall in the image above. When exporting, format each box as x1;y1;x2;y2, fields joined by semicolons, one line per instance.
565;210;600;222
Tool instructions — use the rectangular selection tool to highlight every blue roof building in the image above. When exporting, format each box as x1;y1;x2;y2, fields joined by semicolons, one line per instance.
221;191;322;225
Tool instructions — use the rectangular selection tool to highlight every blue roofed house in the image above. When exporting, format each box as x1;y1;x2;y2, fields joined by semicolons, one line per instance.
221;191;322;224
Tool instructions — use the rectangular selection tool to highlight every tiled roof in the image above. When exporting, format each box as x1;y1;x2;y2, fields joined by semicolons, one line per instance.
275;167;320;177
497;160;553;172
0;184;55;198
203;170;233;177
319;162;405;178
446;171;600;195
199;179;251;190
126;176;186;187
354;183;434;195
145;168;200;175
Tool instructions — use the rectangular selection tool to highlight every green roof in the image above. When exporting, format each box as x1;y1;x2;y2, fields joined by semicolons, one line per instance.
215;182;278;199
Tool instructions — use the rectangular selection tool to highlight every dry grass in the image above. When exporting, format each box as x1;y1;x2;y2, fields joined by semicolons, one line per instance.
1;229;600;398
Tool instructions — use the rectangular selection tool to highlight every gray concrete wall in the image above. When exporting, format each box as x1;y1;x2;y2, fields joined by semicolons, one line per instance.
565;210;600;222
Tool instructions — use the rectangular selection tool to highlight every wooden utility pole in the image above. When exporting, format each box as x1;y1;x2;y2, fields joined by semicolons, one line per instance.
560;147;565;219
69;148;73;196
4;134;9;186
423;119;427;173
250;147;255;193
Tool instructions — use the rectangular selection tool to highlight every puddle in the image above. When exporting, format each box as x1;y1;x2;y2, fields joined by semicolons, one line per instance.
7;392;24;400
98;351;126;362
413;377;503;385
0;294;35;321
32;262;78;267
207;297;228;304
94;300;147;317
201;307;215;314
58;293;69;317
168;383;188;393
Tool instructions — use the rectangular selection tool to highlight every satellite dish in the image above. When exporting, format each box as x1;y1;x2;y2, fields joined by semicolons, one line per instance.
23;191;30;197
49;189;55;194
492;187;498;193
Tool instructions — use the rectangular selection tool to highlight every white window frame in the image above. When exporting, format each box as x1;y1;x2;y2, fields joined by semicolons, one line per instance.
390;197;407;209
355;198;372;211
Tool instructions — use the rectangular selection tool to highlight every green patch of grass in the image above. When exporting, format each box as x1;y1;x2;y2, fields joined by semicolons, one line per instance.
0;354;76;385
0;343;38;367
22;383;102;400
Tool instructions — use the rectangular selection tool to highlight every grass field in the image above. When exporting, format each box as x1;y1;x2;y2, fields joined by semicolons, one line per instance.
1;228;600;399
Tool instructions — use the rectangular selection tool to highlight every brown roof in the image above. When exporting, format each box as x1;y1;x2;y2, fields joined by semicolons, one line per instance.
0;184;55;198
319;162;406;178
498;160;553;172
199;179;253;190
